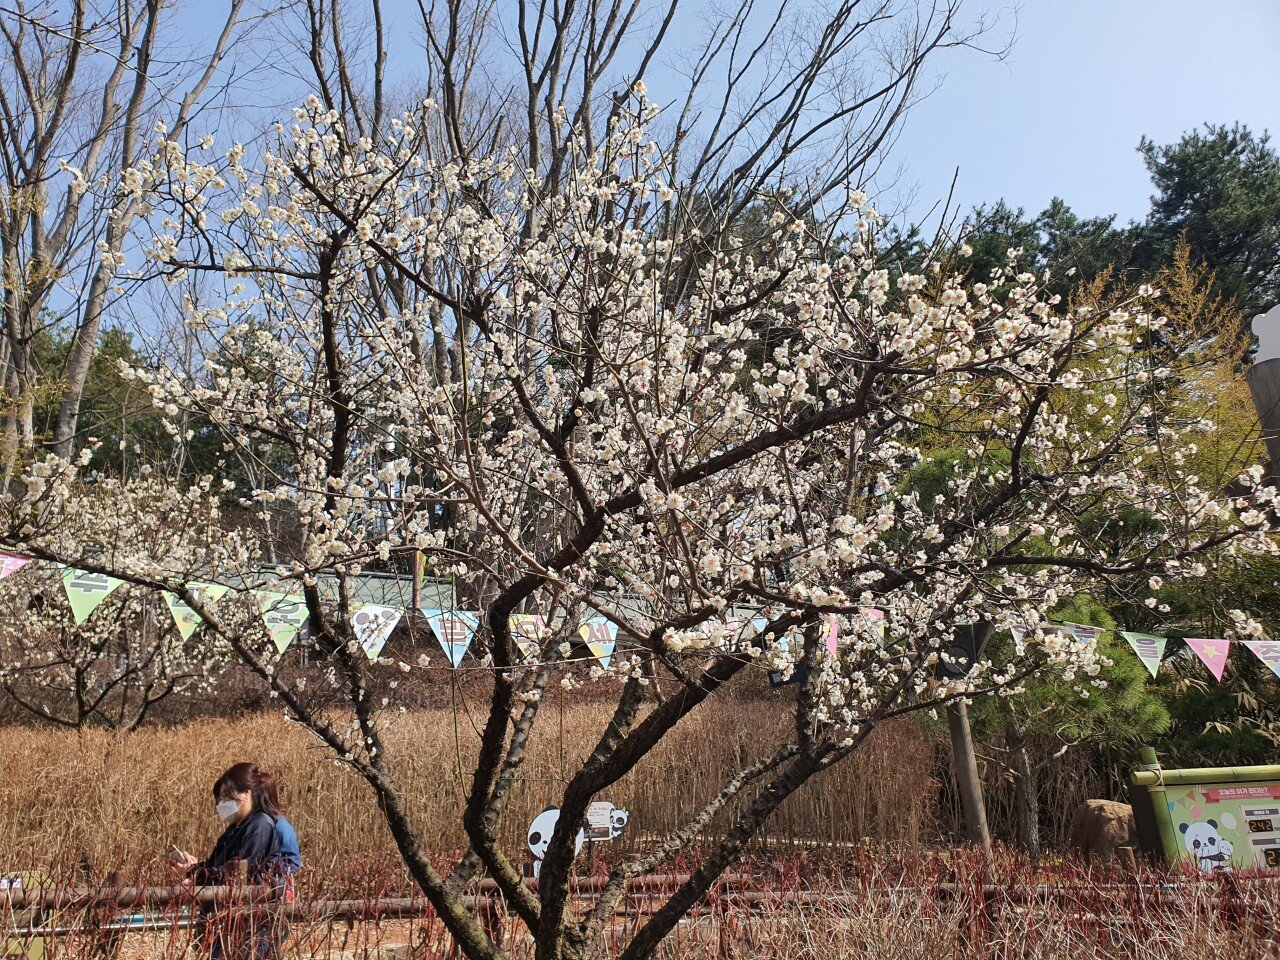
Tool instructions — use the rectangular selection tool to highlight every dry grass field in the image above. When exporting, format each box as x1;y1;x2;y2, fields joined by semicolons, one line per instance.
8;702;1219;960
0;702;936;879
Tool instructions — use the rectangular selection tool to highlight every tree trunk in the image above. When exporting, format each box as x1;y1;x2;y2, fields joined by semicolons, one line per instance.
52;258;113;458
1004;717;1041;857
946;701;991;852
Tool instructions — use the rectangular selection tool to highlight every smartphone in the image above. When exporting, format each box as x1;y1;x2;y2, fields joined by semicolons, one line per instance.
167;845;188;862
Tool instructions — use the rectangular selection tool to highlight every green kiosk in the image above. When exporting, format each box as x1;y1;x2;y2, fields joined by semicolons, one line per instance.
1131;746;1280;871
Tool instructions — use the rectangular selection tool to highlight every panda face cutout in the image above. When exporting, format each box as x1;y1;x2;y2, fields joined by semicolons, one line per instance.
527;807;587;862
528;807;560;860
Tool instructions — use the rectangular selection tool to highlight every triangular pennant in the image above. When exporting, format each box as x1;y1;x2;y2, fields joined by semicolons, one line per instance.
710;618;740;651
0;551;30;580
1120;631;1167;678
860;607;885;644
1242;639;1280;679
1061;622;1105;643
1185;637;1230;682
1012;622;1074;646
820;616;839;655
509;614;544;660
578;616;617;668
165;593;201;639
423;608;478;667
767;637;798;688
257;592;309;654
163;583;230;640
352;604;403;660
60;567;124;625
767;619;838;688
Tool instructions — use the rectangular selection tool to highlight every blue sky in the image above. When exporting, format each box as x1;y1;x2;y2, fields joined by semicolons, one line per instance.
183;0;1279;228
886;0;1280;227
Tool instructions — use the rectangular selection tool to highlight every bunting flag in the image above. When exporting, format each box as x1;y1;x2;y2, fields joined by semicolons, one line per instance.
61;566;124;625
423;608;478;667
820;616;839;655
257;592;310;654
578;616;617;668
1242;639;1280;678
352;604;403;660
509;614;544;660
749;617;798;688
1185;637;1230;681
1011;622;1077;646
36;554;1280;689
861;608;886;644
1061;622;1105;643
768;618;838;688
164;583;230;640
0;551;30;580
767;637;798;688
1120;631;1167;678
711;619;739;651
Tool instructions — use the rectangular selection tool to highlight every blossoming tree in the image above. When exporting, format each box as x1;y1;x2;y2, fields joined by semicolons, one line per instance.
3;90;1276;960
0;477;233;729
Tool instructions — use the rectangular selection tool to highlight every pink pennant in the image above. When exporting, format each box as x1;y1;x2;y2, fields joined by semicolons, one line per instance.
1185;638;1230;681
0;550;30;580
1242;640;1280;679
821;617;839;655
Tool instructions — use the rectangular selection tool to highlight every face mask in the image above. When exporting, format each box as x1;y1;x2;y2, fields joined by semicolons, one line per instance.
216;799;240;822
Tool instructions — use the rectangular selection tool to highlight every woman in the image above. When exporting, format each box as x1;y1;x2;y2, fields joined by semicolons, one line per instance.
172;762;282;882
170;763;284;959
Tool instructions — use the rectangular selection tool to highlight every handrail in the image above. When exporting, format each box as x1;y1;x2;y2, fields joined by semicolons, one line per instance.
5;874;1280;939
0;872;759;911
1;884;270;911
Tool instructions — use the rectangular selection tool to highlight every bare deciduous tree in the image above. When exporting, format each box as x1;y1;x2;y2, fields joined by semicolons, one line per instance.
0;0;249;471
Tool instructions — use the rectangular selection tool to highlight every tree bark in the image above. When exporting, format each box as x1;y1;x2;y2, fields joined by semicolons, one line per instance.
1004;717;1041;857
946;701;992;853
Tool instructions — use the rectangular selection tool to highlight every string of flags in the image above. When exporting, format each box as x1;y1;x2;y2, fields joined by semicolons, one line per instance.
0;549;620;668
1015;619;1280;683
5;547;1280;681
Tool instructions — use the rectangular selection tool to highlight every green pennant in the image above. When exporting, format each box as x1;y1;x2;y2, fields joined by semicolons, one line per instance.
60;567;124;625
256;591;309;654
1120;631;1167;678
164;583;229;639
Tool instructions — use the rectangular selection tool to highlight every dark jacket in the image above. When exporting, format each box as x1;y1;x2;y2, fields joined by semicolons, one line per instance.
191;811;282;884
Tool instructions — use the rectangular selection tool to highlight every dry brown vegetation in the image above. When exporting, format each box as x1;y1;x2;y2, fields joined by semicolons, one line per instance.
7;855;1280;960
0;703;936;878
4;706;1275;960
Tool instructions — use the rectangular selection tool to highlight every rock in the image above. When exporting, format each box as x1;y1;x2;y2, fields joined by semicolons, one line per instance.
1069;799;1136;861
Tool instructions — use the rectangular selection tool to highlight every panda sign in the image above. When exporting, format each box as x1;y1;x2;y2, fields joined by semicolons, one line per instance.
586;801;629;841
526;807;584;878
526;803;629;877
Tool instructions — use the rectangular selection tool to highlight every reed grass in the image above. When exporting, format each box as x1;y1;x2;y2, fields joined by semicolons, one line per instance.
0;702;934;878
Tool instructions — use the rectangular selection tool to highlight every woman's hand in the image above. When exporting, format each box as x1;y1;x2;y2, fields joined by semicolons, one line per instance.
167;849;197;876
